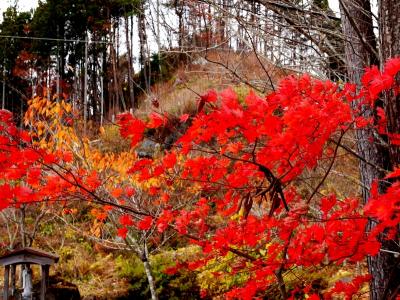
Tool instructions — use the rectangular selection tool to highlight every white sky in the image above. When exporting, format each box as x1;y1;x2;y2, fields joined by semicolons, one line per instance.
0;0;38;22
0;0;38;11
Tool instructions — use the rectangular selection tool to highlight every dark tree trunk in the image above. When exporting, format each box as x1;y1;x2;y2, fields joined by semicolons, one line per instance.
380;0;400;164
376;0;400;298
91;45;98;122
339;0;386;196
125;14;135;109
102;45;109;117
339;1;397;299
138;2;149;93
218;0;227;43
174;0;184;50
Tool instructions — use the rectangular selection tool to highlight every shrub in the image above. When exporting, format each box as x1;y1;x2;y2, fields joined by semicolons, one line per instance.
116;247;203;300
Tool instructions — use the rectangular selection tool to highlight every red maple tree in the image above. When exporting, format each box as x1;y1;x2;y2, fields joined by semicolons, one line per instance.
1;58;400;299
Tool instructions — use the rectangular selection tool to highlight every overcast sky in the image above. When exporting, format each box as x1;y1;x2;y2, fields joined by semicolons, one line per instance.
0;0;38;22
0;0;38;13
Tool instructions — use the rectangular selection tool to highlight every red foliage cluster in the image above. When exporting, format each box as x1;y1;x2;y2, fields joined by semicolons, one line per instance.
1;58;400;299
115;58;400;298
0;109;103;210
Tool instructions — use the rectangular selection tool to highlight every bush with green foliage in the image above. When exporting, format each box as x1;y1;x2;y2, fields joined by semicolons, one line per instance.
116;247;203;300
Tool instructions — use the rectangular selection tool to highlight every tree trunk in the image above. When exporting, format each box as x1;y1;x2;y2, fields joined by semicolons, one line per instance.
138;3;150;93
20;205;26;248
126;231;158;300
137;239;158;300
101;46;107;124
380;0;400;164
339;1;397;299
376;1;400;299
124;14;135;109
111;26;126;112
142;255;158;300
339;0;383;193
175;0;184;50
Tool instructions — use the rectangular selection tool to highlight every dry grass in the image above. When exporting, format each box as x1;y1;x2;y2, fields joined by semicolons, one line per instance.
135;49;293;118
52;242;131;299
71;253;131;299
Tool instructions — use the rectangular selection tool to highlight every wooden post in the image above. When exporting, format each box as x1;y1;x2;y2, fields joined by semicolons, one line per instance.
10;265;15;296
19;264;24;289
3;265;9;300
40;265;49;300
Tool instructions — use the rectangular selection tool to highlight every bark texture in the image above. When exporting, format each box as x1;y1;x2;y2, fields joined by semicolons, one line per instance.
376;1;400;299
380;0;400;164
339;0;386;204
339;1;399;299
142;253;158;300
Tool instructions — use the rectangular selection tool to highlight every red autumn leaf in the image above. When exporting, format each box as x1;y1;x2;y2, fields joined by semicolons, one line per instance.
27;167;41;186
125;187;136;197
179;113;190;123
128;158;153;174
137;216;153;230
85;171;101;189
164;266;179;275
320;195;336;216
388;133;400;146
175;211;190;234
149;186;159;195
63;151;73;163
201;89;217;103
43;153;57;164
147;112;166;128
117;227;128;239
161;193;170;203
14;186;33;202
198;90;218;112
157;210;175;233
103;205;113;212
119;214;134;226
163;152;177;169
111;188;123;198
385;168;400;179
19;130;31;143
383;57;400;77
118;113;146;147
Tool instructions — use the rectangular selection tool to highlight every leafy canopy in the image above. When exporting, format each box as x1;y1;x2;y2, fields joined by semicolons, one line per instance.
1;58;400;299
